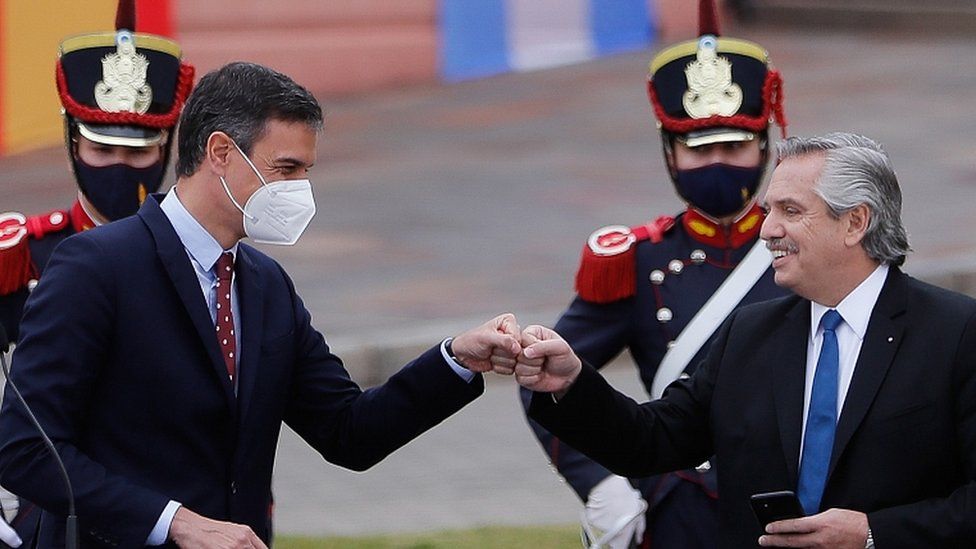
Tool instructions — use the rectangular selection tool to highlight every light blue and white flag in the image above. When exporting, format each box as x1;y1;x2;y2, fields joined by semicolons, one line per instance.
440;0;656;82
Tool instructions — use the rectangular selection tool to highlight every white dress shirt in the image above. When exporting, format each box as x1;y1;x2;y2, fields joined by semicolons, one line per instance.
145;189;243;545
799;263;889;457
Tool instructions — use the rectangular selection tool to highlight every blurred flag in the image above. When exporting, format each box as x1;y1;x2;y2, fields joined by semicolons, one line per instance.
440;0;655;82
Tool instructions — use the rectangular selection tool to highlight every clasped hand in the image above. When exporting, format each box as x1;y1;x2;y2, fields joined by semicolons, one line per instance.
452;315;581;395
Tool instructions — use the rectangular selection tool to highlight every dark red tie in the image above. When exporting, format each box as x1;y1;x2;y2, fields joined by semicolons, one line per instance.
215;252;236;382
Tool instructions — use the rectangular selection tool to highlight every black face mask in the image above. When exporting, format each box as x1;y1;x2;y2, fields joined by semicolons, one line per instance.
74;159;165;221
673;163;763;219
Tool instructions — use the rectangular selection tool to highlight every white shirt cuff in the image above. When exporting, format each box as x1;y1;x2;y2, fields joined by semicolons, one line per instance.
146;500;181;545
440;339;476;383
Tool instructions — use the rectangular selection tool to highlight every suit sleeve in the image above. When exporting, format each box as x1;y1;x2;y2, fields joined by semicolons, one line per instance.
279;267;484;471
0;235;170;547
867;309;976;547
519;296;634;501
527;311;731;480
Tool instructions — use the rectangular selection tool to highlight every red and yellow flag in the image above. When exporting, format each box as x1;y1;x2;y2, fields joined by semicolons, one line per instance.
0;0;171;155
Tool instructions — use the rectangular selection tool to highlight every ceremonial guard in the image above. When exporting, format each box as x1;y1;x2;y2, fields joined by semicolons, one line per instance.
521;1;790;547
0;0;194;343
0;1;193;545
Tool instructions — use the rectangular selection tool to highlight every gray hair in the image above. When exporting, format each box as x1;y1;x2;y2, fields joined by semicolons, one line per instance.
776;132;910;266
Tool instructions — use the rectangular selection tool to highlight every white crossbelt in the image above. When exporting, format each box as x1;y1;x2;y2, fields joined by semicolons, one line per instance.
650;240;773;399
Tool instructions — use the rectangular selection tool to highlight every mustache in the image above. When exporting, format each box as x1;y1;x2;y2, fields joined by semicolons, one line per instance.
765;239;798;253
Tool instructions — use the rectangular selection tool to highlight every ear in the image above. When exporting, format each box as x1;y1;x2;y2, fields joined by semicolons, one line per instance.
205;131;235;177
844;203;871;247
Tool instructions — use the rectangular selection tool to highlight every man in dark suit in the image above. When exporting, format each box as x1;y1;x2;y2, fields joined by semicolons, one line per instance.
518;1;789;546
0;62;522;548
516;132;976;548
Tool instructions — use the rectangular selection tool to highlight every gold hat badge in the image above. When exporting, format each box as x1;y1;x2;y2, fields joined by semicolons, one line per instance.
682;35;742;119
94;30;152;114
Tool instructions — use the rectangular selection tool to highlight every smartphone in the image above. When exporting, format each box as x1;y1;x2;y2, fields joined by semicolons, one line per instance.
750;490;805;529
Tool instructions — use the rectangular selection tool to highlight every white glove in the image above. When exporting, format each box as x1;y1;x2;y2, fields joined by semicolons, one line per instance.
582;474;647;549
0;485;17;523
0;485;21;547
0;519;20;548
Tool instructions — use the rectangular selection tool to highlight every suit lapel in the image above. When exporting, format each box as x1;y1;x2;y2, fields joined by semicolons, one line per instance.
234;245;264;425
828;268;907;477
771;298;811;485
139;197;237;412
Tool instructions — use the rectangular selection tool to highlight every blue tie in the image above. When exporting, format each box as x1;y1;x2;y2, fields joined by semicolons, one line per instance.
797;309;843;515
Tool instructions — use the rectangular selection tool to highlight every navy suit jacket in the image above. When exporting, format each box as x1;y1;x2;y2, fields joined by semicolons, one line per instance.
0;196;484;548
531;268;976;548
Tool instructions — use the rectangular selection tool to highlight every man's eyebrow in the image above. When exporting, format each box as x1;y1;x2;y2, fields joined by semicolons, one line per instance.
267;156;312;169
273;156;303;165
769;197;802;209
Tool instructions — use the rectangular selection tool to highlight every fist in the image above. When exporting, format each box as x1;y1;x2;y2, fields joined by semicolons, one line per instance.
514;325;582;395
449;313;522;374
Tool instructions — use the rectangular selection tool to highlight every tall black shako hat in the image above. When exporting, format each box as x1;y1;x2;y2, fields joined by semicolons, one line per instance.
56;0;194;148
647;0;786;148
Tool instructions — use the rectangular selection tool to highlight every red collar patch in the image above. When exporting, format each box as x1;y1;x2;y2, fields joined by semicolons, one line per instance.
682;204;764;249
71;201;96;233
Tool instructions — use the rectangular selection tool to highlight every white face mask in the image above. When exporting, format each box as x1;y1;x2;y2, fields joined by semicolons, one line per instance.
219;140;316;245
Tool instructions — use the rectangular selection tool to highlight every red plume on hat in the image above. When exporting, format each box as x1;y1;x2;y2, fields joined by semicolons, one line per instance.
115;0;136;31
699;0;721;36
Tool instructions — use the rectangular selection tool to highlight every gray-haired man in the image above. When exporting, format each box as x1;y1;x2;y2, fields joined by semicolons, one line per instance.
518;133;976;548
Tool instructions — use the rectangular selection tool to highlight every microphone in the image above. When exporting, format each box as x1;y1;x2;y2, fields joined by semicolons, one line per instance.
0;325;78;549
